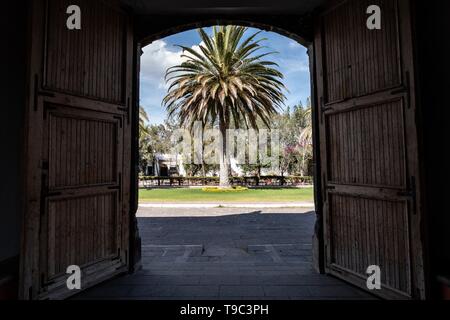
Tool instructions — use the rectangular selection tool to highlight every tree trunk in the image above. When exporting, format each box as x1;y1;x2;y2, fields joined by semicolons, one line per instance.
300;152;306;177
202;164;206;178
219;118;230;188
201;143;206;177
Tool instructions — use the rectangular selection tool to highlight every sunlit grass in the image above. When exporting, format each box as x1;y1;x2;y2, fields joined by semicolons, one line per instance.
139;187;314;203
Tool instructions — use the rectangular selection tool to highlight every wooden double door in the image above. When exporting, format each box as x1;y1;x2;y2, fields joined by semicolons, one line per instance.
20;0;426;300
21;0;134;299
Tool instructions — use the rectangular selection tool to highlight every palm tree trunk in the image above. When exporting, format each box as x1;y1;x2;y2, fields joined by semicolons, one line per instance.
201;143;207;177
300;152;305;177
202;163;206;177
219;118;230;188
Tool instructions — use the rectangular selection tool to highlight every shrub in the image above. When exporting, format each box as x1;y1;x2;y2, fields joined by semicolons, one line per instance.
201;186;249;193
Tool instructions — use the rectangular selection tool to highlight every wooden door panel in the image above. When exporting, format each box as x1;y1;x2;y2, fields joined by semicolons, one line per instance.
44;0;127;103
328;194;411;296
38;104;127;299
46;192;119;279
41;104;125;286
326;99;406;188
322;0;402;103
21;0;133;300
315;0;425;299
46;107;120;188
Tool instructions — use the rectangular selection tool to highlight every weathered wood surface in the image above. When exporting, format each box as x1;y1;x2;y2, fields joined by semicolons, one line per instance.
315;0;425;299
21;0;133;299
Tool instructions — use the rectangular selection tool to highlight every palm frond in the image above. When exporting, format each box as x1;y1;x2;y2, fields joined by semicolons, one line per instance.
163;25;287;131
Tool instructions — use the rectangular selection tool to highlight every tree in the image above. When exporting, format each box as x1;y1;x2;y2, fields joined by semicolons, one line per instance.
298;103;313;176
138;107;175;174
139;107;151;173
270;98;313;176
239;152;272;177
139;106;150;136
163;26;286;187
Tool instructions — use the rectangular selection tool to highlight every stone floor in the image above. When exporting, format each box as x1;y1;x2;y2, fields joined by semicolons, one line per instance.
73;207;376;300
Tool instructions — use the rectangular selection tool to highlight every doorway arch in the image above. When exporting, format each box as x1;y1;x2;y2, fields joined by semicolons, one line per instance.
138;19;311;48
18;0;427;300
130;1;426;300
133;20;323;274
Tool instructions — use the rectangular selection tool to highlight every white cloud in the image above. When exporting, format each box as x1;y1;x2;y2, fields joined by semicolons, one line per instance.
278;57;309;74
140;40;208;124
189;41;206;55
139;36;311;124
140;40;186;90
140;40;207;90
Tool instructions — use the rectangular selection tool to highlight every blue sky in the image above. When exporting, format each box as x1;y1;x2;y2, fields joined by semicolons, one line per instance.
140;27;311;125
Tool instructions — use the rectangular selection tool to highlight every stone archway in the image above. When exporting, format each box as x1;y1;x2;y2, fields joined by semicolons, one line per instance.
15;0;432;300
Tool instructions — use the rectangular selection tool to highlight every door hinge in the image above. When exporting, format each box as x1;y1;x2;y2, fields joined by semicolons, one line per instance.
319;96;324;124
405;71;412;109
397;190;413;197
108;173;122;201
40;172;47;218
33;74;39;111
410;176;417;215
38;91;56;98
43;105;57;120
40;160;49;171
46;191;62;197
390;71;411;108
40;273;45;287
397;176;417;215
116;97;131;125
126;97;131;125
118;173;122;201
391;87;407;95
414;287;422;299
113;115;123;128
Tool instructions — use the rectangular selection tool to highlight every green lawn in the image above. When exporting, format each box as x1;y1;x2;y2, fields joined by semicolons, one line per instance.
139;187;314;203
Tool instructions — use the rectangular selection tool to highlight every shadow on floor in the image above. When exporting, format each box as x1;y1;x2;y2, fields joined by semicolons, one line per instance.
73;208;375;300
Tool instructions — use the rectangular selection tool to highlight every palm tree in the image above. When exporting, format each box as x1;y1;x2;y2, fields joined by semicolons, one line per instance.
138;107;151;173
298;106;313;176
163;26;286;187
139;106;150;138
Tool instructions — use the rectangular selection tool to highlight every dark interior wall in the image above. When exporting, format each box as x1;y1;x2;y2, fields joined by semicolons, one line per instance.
414;0;450;296
121;0;325;16
133;14;314;46
1;2;27;263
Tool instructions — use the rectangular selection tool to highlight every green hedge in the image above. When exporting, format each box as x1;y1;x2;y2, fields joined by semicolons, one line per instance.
139;175;313;186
